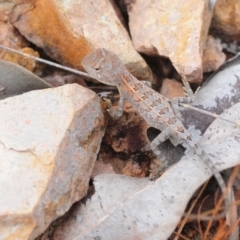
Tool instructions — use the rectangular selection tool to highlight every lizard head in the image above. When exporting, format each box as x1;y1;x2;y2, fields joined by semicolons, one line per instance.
81;48;124;86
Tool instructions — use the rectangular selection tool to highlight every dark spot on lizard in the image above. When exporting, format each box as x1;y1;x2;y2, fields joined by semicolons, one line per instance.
155;116;162;121
158;109;164;115
136;82;142;87
176;126;185;133
165;106;171;113
141;94;148;100
147;89;154;96
167;118;174;125
134;97;141;102
171;116;178;123
133;85;139;91
186;135;192;141
123;72;131;82
150;102;157;107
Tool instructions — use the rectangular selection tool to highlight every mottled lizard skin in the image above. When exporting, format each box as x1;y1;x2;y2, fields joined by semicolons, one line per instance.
82;48;230;220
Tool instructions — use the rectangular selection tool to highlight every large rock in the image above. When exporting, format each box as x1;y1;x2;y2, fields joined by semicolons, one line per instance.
202;35;226;72
126;0;213;82
0;84;106;239
7;0;153;81
211;0;240;42
0;20;38;72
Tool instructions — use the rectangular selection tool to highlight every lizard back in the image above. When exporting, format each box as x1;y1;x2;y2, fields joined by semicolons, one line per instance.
82;48;231;221
82;48;193;145
120;68;193;145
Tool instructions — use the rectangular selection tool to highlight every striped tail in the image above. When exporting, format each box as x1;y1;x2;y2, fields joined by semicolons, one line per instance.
190;140;231;220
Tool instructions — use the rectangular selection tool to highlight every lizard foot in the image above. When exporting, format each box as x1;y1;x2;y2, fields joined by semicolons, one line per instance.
103;97;123;120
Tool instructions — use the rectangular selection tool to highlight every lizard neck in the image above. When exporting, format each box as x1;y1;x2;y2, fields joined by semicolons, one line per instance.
120;68;140;87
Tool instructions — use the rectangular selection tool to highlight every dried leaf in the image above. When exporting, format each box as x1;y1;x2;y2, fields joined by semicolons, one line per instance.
53;102;240;240
0;59;50;100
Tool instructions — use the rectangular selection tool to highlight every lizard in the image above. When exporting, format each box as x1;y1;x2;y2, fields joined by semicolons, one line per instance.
81;48;231;221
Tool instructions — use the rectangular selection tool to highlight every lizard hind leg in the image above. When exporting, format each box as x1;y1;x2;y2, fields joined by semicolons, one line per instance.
103;95;124;120
150;129;170;156
169;135;183;147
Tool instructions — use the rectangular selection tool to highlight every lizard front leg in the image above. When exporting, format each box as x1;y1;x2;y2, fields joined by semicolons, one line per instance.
104;95;125;120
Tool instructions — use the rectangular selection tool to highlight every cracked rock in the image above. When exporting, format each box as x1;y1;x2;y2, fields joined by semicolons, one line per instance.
9;0;153;81
127;0;213;82
0;84;106;240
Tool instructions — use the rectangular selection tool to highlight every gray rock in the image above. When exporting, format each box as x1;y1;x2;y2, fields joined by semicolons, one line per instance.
0;84;106;240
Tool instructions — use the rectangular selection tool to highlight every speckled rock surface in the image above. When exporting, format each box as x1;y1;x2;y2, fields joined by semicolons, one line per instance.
0;84;106;239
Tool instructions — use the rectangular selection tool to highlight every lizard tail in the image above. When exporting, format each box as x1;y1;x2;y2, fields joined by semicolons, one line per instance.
192;142;231;222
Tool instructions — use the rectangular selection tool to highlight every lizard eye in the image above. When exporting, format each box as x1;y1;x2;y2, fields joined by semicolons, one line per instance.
94;67;100;71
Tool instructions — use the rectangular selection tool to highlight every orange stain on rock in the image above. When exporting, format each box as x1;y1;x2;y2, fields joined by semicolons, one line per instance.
14;0;90;70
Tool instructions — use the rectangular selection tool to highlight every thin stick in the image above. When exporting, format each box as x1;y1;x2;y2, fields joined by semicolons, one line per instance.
0;44;91;78
174;181;209;240
0;43;239;127
180;103;240;126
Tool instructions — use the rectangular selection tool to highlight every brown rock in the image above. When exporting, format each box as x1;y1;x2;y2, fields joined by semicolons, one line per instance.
211;0;240;42
91;159;115;178
0;22;26;49
160;78;185;99
98;154;127;174
202;35;226;72
0;4;34;68
2;47;39;72
0;84;105;239
0;21;37;71
102;102;153;178
103;102;149;153
9;0;153;81
126;0;213;83
122;160;149;178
